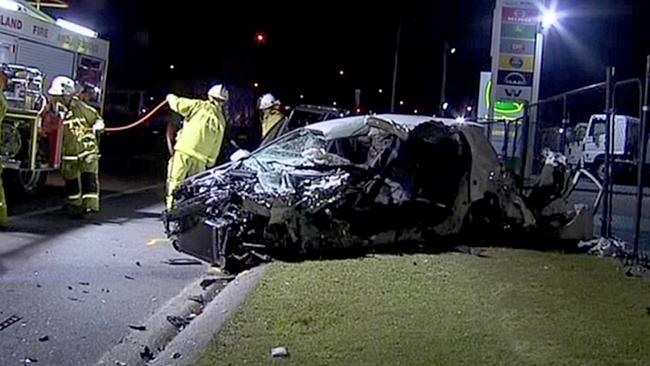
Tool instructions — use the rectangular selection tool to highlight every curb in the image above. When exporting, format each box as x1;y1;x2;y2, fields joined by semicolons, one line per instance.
94;265;268;366
149;265;269;366
95;271;234;366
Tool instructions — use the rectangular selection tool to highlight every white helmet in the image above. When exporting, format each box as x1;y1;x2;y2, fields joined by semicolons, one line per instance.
207;84;228;101
258;93;280;110
48;76;76;96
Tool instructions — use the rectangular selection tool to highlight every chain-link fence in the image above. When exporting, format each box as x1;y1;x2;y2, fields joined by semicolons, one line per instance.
514;63;650;258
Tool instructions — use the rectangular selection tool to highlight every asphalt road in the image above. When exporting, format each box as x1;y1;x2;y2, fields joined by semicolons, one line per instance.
0;187;210;366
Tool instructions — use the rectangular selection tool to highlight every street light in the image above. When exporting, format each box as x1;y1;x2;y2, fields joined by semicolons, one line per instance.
169;64;175;70
541;8;559;30
299;94;304;99
378;88;383;94
466;106;473;112
440;42;456;114
339;70;345;76
399;100;404;106
442;102;449;110
253;82;259;88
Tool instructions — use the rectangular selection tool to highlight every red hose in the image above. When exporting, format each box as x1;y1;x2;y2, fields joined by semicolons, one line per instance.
104;100;168;133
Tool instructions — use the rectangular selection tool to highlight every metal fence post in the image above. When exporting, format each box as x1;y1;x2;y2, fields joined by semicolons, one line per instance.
601;67;615;238
634;56;650;257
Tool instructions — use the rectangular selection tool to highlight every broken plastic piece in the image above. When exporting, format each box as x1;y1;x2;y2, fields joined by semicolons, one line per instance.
164;258;203;266
140;346;154;361
271;346;288;358
128;324;147;331
0;314;21;331
166;315;190;331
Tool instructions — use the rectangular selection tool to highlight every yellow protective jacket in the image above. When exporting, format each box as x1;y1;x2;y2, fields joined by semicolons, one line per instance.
168;95;227;167
61;98;102;160
0;92;6;143
262;110;284;137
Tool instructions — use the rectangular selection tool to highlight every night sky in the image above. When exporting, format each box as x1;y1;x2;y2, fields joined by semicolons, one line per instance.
51;0;650;115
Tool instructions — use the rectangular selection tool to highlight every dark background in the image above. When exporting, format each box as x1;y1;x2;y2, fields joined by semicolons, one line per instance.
49;0;650;116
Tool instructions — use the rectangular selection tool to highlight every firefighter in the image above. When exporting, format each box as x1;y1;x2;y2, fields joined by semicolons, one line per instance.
258;93;284;138
165;84;229;209
48;76;104;217
0;72;7;228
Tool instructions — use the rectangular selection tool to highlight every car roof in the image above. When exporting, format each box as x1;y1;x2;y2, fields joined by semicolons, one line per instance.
304;114;482;140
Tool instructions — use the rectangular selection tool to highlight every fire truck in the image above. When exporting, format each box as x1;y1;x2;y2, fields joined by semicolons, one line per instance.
0;0;109;194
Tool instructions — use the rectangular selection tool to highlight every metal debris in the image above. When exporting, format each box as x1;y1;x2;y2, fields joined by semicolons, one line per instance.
578;237;632;258
271;346;288;358
164;258;202;266
38;335;49;342
200;278;218;289
140;346;154;361
128;324;147;331
0;314;21;331
166;315;190;331
188;294;205;306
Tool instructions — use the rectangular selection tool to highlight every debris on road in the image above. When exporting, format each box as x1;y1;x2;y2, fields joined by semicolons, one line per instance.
271;346;288;358
140;346;155;361
20;357;38;364
578;237;632;258
67;286;73;290
82;290;89;294
163;258;202;266
36;284;41;288
78;282;90;286
128;324;147;331
136;261;141;267
38;335;49;342
124;275;135;280
172;352;182;359
166;315;190;331
114;361;126;366
67;297;83;302
188;294;205;306
199;278;217;289
0;314;21;331
101;288;110;293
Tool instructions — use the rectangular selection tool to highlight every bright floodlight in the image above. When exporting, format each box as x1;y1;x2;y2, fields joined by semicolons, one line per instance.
0;0;18;11
56;19;98;38
542;9;558;29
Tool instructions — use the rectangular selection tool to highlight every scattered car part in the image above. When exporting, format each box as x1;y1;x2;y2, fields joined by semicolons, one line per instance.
0;314;21;331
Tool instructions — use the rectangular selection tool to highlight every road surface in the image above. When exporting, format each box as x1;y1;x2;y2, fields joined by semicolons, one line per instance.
0;186;210;365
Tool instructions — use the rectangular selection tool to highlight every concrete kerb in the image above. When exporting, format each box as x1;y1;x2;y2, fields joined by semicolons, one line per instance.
149;264;269;366
95;265;268;366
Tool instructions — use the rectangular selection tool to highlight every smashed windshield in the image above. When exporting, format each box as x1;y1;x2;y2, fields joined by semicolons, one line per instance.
242;130;328;170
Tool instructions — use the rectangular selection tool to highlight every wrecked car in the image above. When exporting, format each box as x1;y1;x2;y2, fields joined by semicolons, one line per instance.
163;114;594;271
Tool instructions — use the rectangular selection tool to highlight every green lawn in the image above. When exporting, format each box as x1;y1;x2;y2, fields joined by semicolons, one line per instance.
197;248;650;366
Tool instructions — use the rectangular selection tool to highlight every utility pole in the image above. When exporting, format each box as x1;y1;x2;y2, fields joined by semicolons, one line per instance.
390;18;402;113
